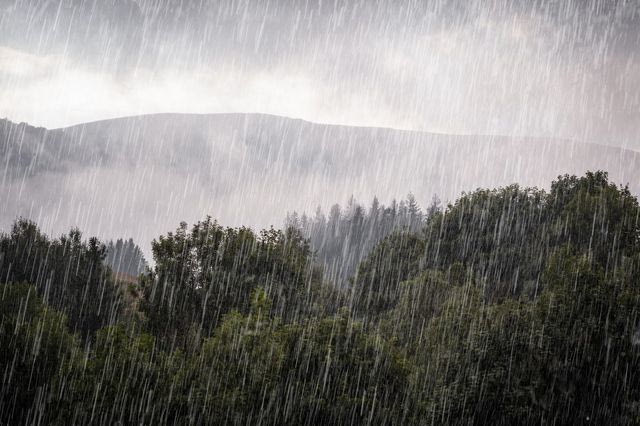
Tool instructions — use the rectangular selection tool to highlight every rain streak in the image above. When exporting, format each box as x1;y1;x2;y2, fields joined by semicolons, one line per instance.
1;1;640;424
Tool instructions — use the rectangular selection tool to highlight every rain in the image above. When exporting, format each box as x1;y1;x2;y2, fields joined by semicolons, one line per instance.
0;0;639;424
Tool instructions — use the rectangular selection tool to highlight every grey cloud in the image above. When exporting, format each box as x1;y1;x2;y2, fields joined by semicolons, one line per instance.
0;0;638;147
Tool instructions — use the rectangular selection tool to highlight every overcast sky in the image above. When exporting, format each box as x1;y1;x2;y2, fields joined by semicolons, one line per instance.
1;0;639;148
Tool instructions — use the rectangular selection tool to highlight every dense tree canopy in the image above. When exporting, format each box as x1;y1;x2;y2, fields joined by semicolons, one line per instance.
1;171;639;424
0;220;121;337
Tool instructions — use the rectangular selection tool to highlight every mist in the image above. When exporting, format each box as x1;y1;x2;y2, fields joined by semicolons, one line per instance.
2;1;640;424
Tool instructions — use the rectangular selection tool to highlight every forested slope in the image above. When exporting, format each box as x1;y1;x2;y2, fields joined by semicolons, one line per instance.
1;171;639;424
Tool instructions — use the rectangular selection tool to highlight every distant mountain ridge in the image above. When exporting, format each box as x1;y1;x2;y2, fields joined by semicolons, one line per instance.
1;113;639;253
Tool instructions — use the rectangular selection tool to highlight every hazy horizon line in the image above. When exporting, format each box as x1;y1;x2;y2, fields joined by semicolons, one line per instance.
2;111;620;151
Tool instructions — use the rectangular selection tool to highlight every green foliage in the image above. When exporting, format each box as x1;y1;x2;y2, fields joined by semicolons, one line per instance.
0;220;122;337
548;171;640;263
383;267;467;350
353;171;640;423
1;171;640;424
351;231;425;314
0;283;79;425
139;217;322;349
529;249;640;422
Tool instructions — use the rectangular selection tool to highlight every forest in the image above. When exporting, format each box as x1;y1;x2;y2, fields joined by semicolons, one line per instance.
1;171;639;425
